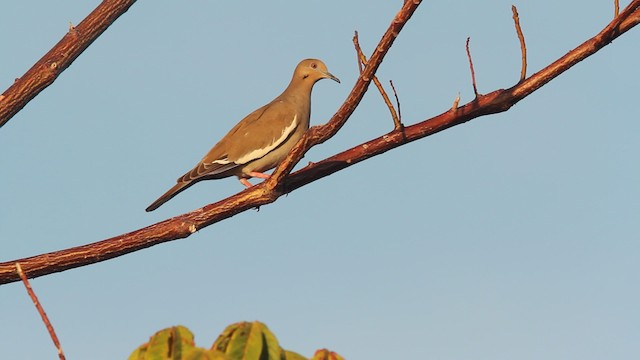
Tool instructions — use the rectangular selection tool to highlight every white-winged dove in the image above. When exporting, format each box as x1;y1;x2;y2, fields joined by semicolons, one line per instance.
146;59;339;212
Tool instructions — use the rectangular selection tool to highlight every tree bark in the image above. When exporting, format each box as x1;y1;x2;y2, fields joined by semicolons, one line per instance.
1;0;639;285
0;0;137;128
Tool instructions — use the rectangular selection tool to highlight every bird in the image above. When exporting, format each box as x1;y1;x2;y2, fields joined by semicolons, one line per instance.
146;58;340;212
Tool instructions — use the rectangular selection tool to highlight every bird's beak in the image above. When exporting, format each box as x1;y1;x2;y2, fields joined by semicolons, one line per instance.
324;71;340;83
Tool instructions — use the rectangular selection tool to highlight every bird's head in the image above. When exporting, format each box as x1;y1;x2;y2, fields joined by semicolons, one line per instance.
296;59;340;84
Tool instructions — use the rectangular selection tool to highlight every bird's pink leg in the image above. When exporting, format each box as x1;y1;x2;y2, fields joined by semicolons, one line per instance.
239;172;271;188
248;171;270;179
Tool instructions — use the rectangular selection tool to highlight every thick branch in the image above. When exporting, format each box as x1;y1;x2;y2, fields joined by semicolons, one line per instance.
0;1;638;285
511;0;640;101
0;0;422;285
0;0;137;128
290;0;640;187
267;0;421;186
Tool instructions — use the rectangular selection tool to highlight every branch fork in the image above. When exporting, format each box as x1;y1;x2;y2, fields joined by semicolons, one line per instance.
2;0;640;285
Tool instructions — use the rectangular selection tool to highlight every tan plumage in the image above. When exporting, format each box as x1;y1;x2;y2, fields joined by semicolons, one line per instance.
146;59;339;212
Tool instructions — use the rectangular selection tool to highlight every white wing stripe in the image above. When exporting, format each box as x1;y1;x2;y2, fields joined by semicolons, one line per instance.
235;114;298;164
212;158;231;165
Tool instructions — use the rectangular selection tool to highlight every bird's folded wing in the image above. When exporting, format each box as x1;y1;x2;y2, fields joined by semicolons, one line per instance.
187;101;299;180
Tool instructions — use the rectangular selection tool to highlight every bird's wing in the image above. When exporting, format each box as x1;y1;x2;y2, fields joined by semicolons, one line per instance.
184;100;299;181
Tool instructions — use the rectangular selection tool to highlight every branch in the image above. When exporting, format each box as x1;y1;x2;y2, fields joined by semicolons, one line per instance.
1;0;638;285
266;0;421;186
512;5;528;82
353;31;403;130
287;0;640;186
510;0;640;101
0;0;422;285
389;80;403;126
465;37;479;97
16;263;66;360
0;0;137;128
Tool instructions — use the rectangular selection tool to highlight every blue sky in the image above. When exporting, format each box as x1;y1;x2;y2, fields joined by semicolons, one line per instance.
1;1;639;359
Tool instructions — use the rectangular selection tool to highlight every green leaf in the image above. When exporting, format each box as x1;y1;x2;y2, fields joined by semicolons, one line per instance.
131;322;336;360
129;325;229;360
283;350;307;360
183;348;229;360
211;321;282;360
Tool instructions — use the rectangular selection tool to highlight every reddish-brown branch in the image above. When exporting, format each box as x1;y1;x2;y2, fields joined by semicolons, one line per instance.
266;0;420;186
512;5;528;82
0;0;137;128
389;80;403;128
0;0;422;284
465;37;479;97
510;0;640;101
353;32;402;130
354;31;365;74
16;263;66;360
1;0;639;285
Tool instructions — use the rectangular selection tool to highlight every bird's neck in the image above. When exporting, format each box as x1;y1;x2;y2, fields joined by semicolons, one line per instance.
280;78;315;101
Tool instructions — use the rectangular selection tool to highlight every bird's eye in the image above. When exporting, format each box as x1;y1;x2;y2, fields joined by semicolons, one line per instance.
311;63;317;69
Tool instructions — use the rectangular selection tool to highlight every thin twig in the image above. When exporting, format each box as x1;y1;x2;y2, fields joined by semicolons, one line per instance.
353;31;364;73
353;31;403;129
451;93;461;111
389;80;403;129
352;31;367;74
512;5;528;82
16;263;66;360
615;0;620;17
465;37;479;97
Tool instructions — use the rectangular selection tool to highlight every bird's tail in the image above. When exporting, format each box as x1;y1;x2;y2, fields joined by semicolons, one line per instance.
145;181;194;212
